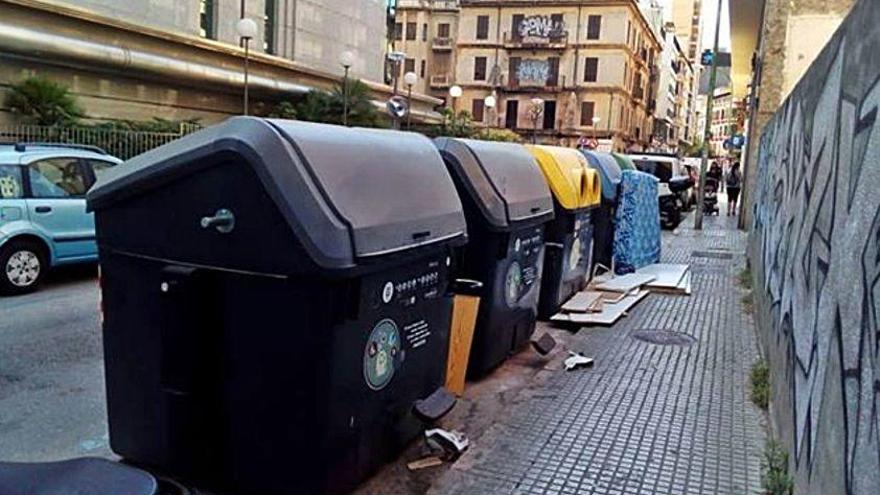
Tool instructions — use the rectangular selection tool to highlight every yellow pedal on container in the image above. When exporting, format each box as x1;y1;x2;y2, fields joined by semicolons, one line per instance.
525;145;601;318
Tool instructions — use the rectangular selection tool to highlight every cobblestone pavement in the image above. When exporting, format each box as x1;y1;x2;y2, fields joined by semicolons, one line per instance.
430;213;766;495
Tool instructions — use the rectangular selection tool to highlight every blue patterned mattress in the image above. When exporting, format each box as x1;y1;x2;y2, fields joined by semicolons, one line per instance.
613;170;661;274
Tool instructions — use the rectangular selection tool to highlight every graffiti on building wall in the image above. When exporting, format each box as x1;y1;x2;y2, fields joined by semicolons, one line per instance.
751;4;880;492
516;59;550;85
518;15;564;39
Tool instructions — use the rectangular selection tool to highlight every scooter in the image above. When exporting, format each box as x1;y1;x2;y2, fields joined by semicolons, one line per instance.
659;176;694;229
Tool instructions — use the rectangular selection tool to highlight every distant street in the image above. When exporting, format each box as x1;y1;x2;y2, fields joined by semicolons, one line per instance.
0;266;110;462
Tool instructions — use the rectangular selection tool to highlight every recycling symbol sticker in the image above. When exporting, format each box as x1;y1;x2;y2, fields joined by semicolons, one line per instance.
364;319;401;390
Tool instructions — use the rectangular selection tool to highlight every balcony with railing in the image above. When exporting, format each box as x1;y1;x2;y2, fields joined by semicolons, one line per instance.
432;37;453;51
503;31;569;49
430;74;453;88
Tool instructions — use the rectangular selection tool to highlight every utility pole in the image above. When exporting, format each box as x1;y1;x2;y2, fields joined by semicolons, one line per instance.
694;0;724;230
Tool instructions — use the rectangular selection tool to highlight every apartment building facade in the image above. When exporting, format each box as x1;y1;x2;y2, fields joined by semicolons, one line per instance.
448;0;660;150
669;0;702;61
708;87;740;156
392;0;460;96
653;24;695;151
1;0;444;125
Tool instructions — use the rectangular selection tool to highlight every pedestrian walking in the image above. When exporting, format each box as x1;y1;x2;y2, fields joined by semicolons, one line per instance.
726;162;742;216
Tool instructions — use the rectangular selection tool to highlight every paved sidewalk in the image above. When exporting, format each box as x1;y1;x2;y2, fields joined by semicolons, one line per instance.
431;213;766;495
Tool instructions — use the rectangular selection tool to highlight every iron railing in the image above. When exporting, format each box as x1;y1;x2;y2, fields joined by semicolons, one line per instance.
0;124;201;160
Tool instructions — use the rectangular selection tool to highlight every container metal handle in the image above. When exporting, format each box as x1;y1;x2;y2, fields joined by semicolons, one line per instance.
200;208;235;234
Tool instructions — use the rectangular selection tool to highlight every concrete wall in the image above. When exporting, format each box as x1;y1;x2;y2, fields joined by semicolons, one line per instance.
740;0;855;229
748;1;880;493
31;0;386;81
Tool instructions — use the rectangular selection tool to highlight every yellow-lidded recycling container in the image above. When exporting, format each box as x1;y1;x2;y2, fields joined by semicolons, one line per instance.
526;145;601;319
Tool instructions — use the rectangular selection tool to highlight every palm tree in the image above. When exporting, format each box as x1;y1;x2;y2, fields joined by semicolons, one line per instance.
6;76;84;126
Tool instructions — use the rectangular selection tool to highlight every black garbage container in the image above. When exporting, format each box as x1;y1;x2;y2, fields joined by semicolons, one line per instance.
526;145;602;319
86;117;468;495
434;138;553;377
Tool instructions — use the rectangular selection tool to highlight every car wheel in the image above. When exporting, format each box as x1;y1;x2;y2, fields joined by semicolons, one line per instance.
0;240;47;295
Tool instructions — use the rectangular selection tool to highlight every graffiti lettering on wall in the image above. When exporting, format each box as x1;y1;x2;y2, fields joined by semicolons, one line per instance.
518;15;564;39
516;59;550;85
751;3;880;492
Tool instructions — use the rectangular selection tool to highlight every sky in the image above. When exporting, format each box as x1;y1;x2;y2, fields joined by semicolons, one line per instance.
659;0;732;52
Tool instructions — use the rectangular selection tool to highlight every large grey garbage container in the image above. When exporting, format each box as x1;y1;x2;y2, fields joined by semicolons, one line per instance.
86;117;468;495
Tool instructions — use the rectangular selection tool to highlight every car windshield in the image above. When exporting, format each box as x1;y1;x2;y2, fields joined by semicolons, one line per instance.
633;159;673;182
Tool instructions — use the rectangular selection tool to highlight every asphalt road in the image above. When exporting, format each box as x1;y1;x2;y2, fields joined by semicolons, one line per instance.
0;265;111;462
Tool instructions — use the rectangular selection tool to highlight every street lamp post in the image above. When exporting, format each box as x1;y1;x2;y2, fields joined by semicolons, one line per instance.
236;18;258;116
403;71;417;130
591;116;601;146
695;0;725;230
340;50;355;126
484;92;497;127
529;97;544;144
449;84;462;113
387;51;406;129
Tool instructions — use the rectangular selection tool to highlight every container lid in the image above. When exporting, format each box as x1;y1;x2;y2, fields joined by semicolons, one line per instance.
87;117;467;270
434;138;553;230
525;145;601;211
611;152;636;171
581;150;622;202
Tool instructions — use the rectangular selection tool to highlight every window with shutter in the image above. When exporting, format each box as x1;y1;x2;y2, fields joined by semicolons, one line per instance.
584;57;598;82
476;16;489;39
580;102;596;126
511;14;524;40
474;57;487;80
548;57;560;86
509;57;521;87
472;99;485;122
587;15;601;40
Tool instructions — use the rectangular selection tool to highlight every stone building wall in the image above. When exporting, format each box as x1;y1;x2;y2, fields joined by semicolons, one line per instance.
748;1;880;492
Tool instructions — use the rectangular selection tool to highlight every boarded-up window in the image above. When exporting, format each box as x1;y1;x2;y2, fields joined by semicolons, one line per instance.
584;57;598;82
506;100;519;128
406;22;417;40
587;15;601;40
547;57;560;86
472;98;485;122
581;101;596;126
509;57;521;86
476;16;489;39
474;56;487;80
511;14;524;39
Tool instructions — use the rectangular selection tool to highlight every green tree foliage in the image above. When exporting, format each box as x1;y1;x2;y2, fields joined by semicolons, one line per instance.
476;128;522;142
294;79;382;127
6;76;84;126
268;101;298;120
439;108;473;138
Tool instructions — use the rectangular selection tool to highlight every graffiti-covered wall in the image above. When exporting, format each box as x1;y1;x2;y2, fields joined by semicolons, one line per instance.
748;1;880;493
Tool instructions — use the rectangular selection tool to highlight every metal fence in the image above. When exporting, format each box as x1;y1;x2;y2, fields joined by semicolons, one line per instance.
0;124;200;160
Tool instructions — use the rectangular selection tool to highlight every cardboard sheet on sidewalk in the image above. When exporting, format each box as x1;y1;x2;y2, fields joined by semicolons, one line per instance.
635;264;689;288
593;273;656;293
561;291;604;313
552;290;649;326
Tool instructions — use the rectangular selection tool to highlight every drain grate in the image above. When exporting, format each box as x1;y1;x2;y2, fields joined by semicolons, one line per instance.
632;329;697;346
691;249;734;259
